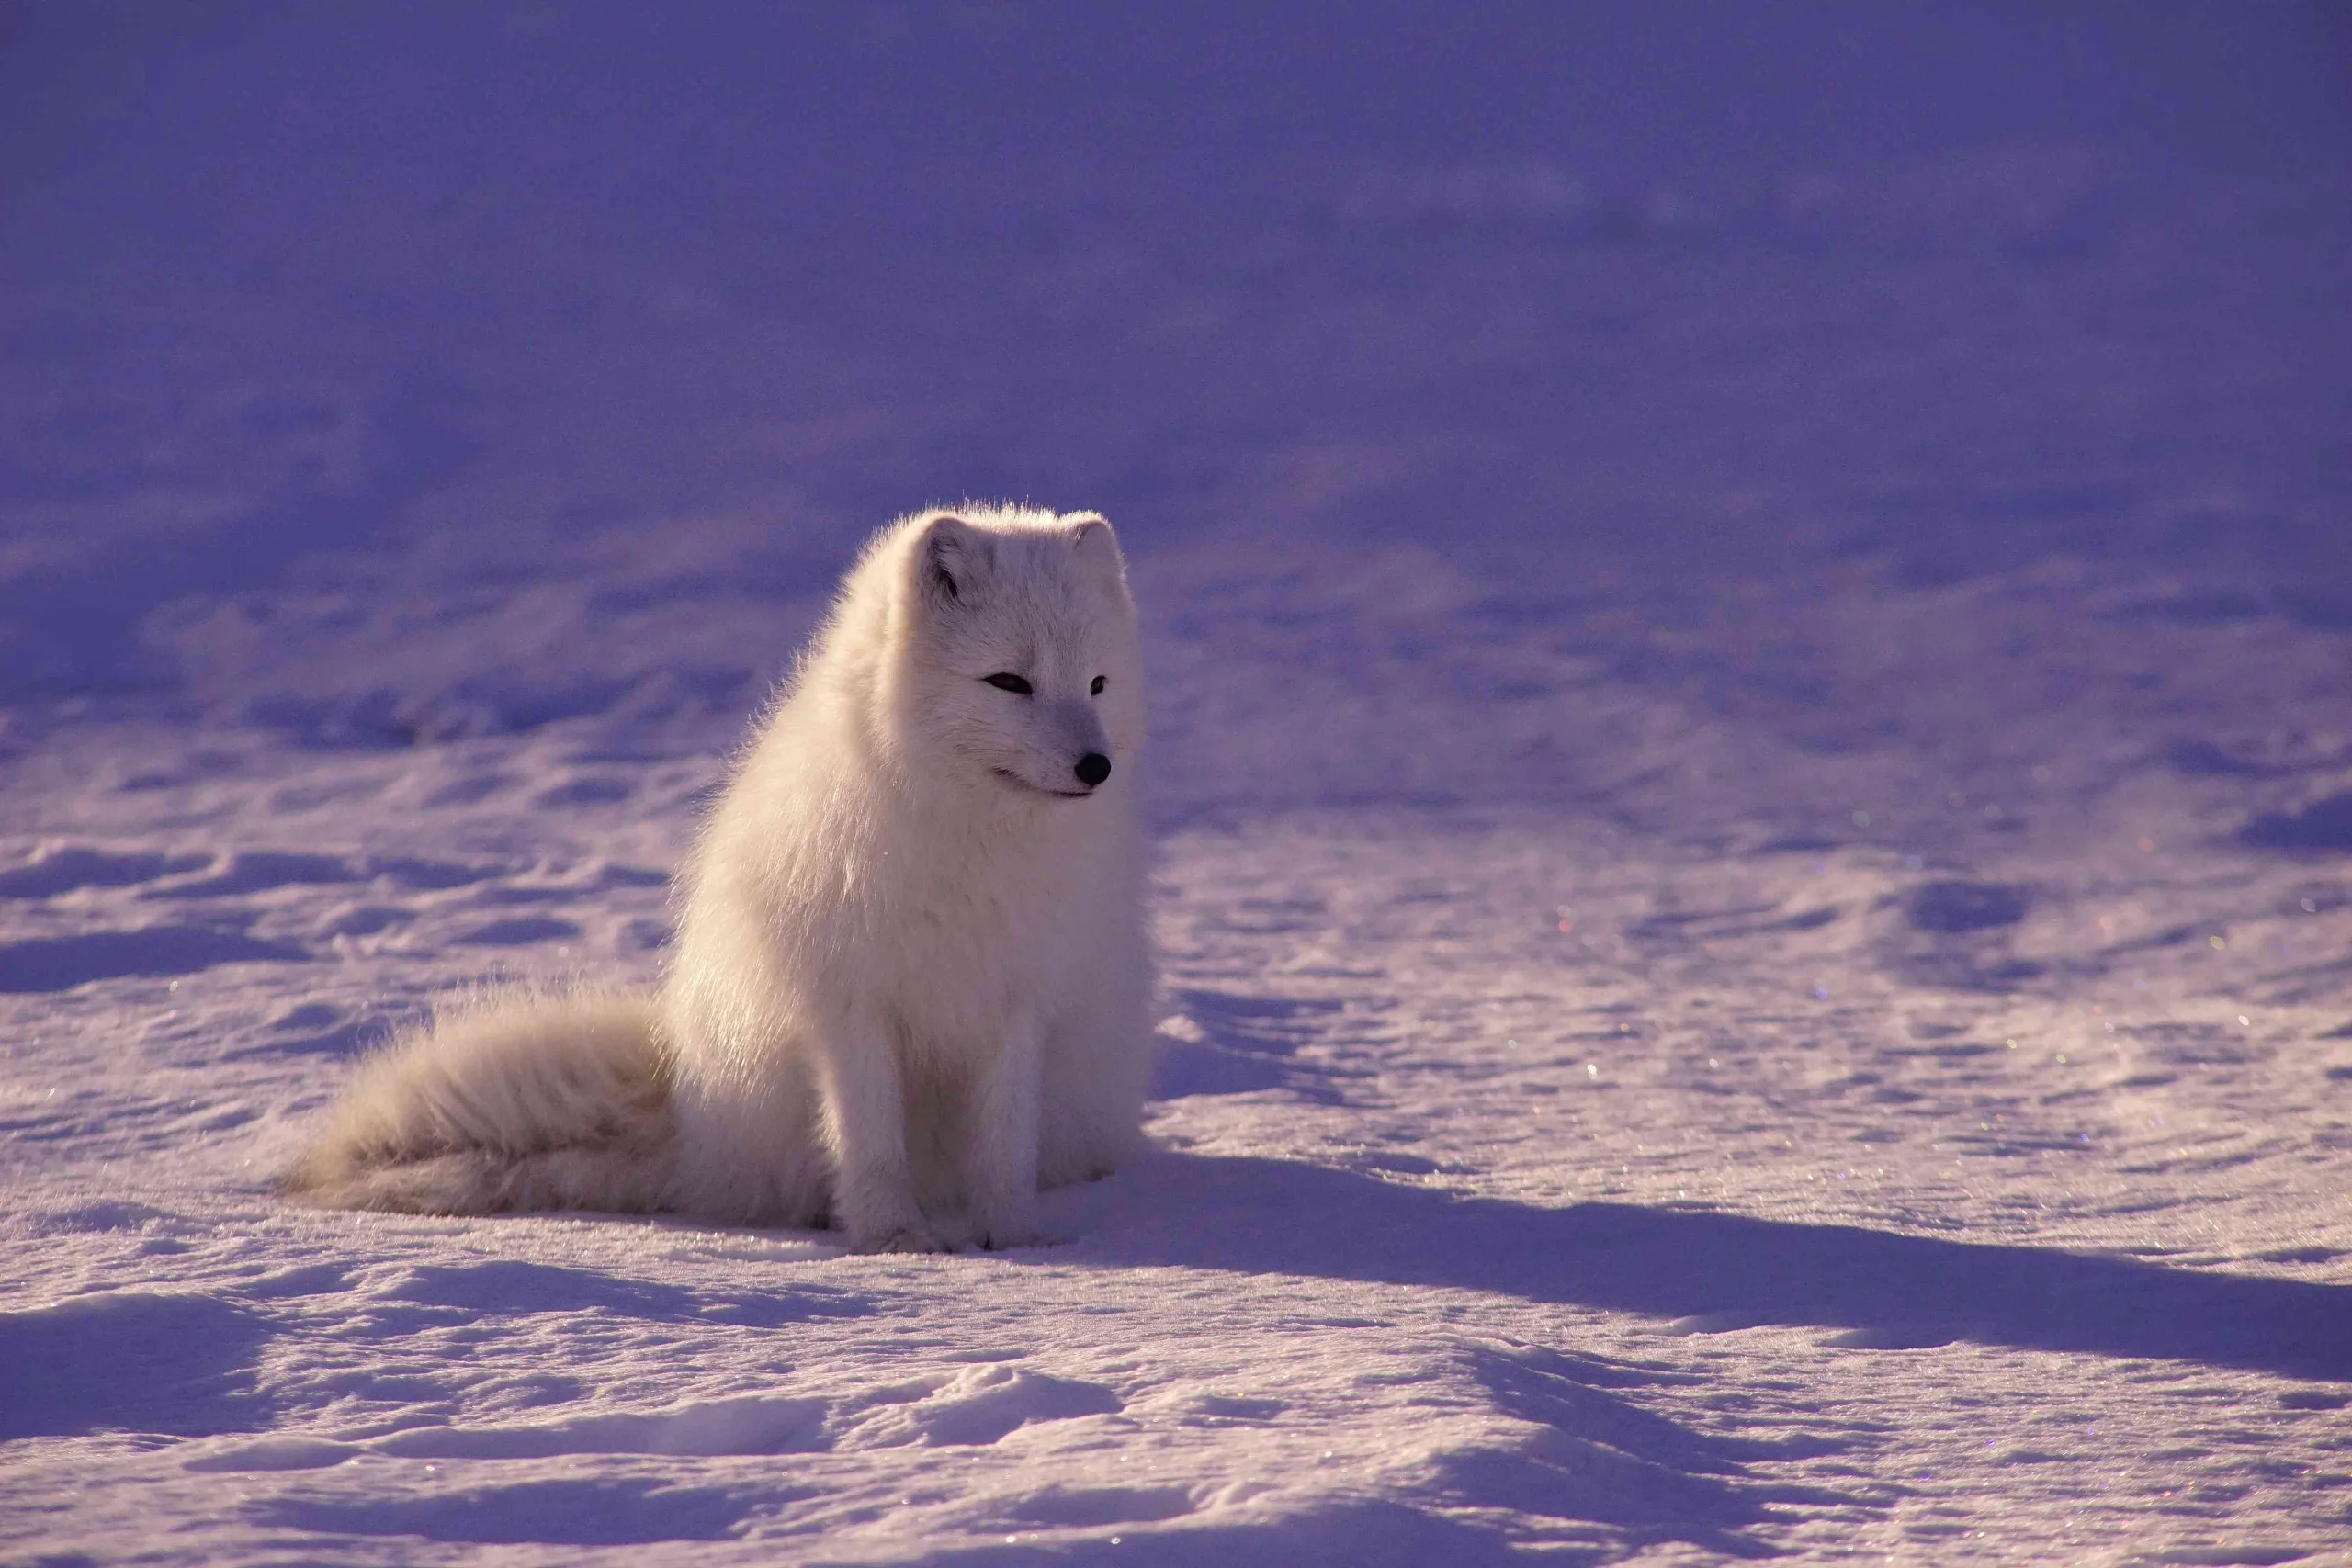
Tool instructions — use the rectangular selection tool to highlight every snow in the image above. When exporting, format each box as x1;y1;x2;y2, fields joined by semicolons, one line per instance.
4;3;2350;1562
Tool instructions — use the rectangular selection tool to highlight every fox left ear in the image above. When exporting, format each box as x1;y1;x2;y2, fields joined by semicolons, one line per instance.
918;513;994;607
1069;515;1123;568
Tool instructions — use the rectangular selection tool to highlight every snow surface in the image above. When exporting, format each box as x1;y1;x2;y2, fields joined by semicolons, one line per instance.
4;4;2350;1562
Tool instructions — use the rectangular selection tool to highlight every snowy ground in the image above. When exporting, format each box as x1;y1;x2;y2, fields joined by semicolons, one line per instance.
5;5;2350;1563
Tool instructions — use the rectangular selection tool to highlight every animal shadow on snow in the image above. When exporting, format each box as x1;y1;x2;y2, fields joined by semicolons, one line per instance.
1096;1156;2352;1384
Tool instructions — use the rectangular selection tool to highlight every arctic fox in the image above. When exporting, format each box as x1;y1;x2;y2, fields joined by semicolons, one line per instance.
281;505;1155;1252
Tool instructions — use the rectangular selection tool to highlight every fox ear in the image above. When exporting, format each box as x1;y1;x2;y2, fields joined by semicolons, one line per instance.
917;513;992;606
1069;514;1123;570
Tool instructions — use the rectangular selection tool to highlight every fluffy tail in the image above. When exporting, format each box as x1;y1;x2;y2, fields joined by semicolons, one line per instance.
278;991;676;1217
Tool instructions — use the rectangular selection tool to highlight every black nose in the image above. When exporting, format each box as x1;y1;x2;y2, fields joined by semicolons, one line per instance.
1074;752;1112;789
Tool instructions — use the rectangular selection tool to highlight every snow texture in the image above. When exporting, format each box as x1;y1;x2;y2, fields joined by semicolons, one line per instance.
3;3;2349;1562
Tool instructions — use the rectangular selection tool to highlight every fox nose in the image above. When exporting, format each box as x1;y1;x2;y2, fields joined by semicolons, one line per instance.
1073;752;1112;789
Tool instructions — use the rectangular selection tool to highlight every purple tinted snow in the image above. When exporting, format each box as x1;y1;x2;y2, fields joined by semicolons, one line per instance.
253;1478;749;1547
141;852;358;899
0;6;2346;1558
449;916;582;947
1904;881;2030;934
0;928;310;993
0;1292;274;1441
0;848;212;898
0;3;2344;665
378;1259;867;1330
2243;794;2352;854
1091;1154;2352;1384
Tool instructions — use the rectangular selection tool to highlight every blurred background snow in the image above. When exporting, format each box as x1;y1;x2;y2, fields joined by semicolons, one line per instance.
3;0;2345;723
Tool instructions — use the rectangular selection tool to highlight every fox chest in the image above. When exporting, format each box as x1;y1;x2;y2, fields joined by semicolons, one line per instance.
849;856;1099;1049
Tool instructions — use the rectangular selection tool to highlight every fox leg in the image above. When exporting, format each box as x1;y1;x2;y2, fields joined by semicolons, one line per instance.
814;1015;945;1254
961;1021;1045;1250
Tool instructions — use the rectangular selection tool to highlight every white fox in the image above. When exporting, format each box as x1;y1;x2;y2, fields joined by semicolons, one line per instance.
281;505;1156;1252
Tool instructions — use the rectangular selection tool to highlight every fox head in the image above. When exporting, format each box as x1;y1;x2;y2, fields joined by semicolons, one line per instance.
883;506;1144;805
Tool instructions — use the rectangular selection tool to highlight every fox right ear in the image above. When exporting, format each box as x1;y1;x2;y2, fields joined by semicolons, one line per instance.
917;514;991;607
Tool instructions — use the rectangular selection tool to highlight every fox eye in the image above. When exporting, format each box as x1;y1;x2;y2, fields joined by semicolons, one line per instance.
1090;676;1106;695
982;672;1033;695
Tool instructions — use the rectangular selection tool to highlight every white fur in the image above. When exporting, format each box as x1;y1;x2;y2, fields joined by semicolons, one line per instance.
281;505;1156;1252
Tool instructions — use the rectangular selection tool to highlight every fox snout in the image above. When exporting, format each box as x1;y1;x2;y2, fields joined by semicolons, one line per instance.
1040;697;1114;794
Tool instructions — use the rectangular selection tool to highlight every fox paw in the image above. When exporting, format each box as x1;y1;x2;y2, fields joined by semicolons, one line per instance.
855;1222;950;1255
974;1221;1049;1251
